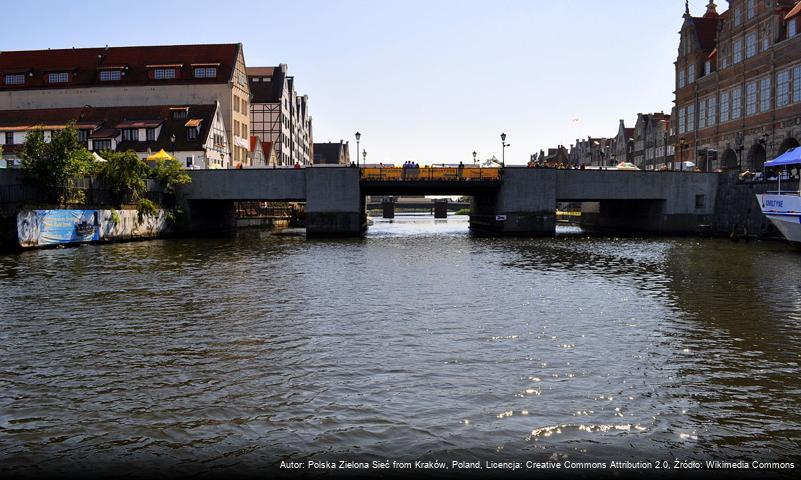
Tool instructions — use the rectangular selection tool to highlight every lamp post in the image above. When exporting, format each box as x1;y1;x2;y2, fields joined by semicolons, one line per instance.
679;137;686;171
611;153;616;169
170;134;176;159
362;149;367;165
355;131;361;167
500;133;509;168
472;151;477;165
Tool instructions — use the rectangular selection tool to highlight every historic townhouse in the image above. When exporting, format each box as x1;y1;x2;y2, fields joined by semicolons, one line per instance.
675;0;801;172
313;141;351;165
0;43;251;167
248;64;314;166
0;103;230;169
613;119;636;165
632;112;672;170
569;137;613;167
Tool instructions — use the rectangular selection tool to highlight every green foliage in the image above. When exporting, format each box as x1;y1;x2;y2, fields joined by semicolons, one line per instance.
137;198;158;223
109;209;121;225
453;208;471;216
99;150;150;206
152;158;191;194
19;124;94;204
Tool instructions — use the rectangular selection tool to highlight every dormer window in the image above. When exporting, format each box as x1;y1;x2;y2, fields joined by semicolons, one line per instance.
4;74;25;85
121;128;138;141
47;72;70;83
154;68;176;80
171;107;189;120
185;119;202;141
99;70;122;81
193;67;217;78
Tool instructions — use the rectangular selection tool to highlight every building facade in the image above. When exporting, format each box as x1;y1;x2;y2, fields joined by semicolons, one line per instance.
313;141;351;165
569;137;613;167
0;103;230;169
675;0;801;172
0;43;250;167
248;64;313;166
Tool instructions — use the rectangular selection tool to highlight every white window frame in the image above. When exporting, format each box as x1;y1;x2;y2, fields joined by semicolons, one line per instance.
687;104;695;132
4;74;25;85
732;86;743;119
760;76;771;112
720;90;730;123
154;68;176;80
47;72;69;83
746;81;758;115
733;38;743;64
777;69;790;108
99;70;121;81
193;67;217;78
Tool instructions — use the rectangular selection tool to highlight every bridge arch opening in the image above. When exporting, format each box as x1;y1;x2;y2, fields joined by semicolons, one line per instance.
720;148;738;171
747;143;766;172
778;137;800;155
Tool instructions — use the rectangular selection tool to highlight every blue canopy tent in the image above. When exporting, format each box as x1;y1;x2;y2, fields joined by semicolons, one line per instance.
764;146;801;194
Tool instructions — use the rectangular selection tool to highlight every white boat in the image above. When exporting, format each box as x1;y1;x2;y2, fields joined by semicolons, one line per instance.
756;146;801;246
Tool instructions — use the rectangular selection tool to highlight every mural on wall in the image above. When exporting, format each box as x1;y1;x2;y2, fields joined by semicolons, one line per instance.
17;209;169;248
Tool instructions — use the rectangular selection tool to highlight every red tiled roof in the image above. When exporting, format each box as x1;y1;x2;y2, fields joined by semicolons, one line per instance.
691;17;719;52
0;104;218;152
786;2;801;20
0;43;240;90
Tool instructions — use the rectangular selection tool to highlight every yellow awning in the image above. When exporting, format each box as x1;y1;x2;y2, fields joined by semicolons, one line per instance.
146;149;175;161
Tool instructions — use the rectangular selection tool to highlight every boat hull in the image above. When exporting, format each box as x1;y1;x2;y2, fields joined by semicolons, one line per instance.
756;194;801;245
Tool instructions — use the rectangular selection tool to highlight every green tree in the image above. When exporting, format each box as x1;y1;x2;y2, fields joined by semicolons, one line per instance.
99;150;150;205
19;123;94;204
152;157;191;194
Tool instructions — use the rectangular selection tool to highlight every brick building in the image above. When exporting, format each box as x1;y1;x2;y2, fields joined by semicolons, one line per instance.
675;0;801;172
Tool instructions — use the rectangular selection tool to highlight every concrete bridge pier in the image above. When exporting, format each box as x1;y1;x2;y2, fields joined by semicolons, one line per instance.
433;199;448;219
470;169;557;236
305;168;366;237
382;197;395;219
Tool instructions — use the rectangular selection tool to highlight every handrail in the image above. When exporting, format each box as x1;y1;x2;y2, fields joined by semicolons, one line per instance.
360;166;501;181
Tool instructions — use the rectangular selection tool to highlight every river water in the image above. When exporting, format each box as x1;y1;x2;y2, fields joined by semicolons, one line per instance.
1;215;800;476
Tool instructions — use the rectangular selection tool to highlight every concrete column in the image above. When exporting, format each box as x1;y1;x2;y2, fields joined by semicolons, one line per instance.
433;199;448;219
382;197;395;219
470;168;556;236
305;167;365;237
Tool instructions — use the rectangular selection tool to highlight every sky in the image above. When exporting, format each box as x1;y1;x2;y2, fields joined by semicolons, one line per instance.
2;0;707;165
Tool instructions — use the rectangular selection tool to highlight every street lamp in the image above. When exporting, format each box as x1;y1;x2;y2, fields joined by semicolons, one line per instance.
679;137;686;171
355;131;361;167
170;134;176;158
500;133;509;168
472;151;477;165
362;149;367;165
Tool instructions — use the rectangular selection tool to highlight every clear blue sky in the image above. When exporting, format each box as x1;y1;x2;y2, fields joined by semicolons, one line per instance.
3;0;707;165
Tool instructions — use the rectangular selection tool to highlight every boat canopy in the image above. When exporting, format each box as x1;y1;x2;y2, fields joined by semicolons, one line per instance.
765;146;801;167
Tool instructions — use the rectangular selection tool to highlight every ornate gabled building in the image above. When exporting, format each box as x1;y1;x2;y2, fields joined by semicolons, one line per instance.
248;64;313;166
675;0;801;172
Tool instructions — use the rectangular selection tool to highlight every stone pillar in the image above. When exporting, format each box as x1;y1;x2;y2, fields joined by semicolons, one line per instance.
382;197;395;219
433;198;448;219
305;167;365;237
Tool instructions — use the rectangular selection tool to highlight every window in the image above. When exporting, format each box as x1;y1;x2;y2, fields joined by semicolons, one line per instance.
77;129;89;143
762;27;770;51
193;67;217;78
734;6;742;26
699;99;707;129
707;96;716;127
705;60;712;75
122;128;138;141
746;31;757;58
790;18;798;38
234;120;240;137
720;90;730;123
760;76;771;112
146;128;156;141
747;0;756;19
732;86;743;119
47;72;69;83
777;70;790;108
688;64;696;83
733;38;743;64
187;128;198;140
171;109;188;119
99;70;121;81
687;104;695;131
93;139;112;151
695;194;706;208
720;48;729;70
4;132;13;145
4;74;25;85
794;65;801;103
154;68;176;80
746;81;758;115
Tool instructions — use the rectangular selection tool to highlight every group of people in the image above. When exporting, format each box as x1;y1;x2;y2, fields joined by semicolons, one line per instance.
527;161;587;170
403;161;421;169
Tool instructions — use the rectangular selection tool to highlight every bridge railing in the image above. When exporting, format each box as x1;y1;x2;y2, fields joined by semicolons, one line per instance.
360;167;501;181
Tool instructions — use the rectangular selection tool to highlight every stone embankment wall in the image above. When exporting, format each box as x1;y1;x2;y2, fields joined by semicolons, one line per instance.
712;173;799;238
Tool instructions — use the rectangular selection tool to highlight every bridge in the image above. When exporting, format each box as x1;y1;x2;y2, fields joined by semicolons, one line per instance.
176;166;719;237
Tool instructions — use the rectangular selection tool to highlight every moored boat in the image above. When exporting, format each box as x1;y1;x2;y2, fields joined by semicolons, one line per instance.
756;146;801;246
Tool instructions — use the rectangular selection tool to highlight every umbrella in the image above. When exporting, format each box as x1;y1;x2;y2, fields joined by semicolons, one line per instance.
616;162;640;170
146;149;175;161
91;152;107;163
